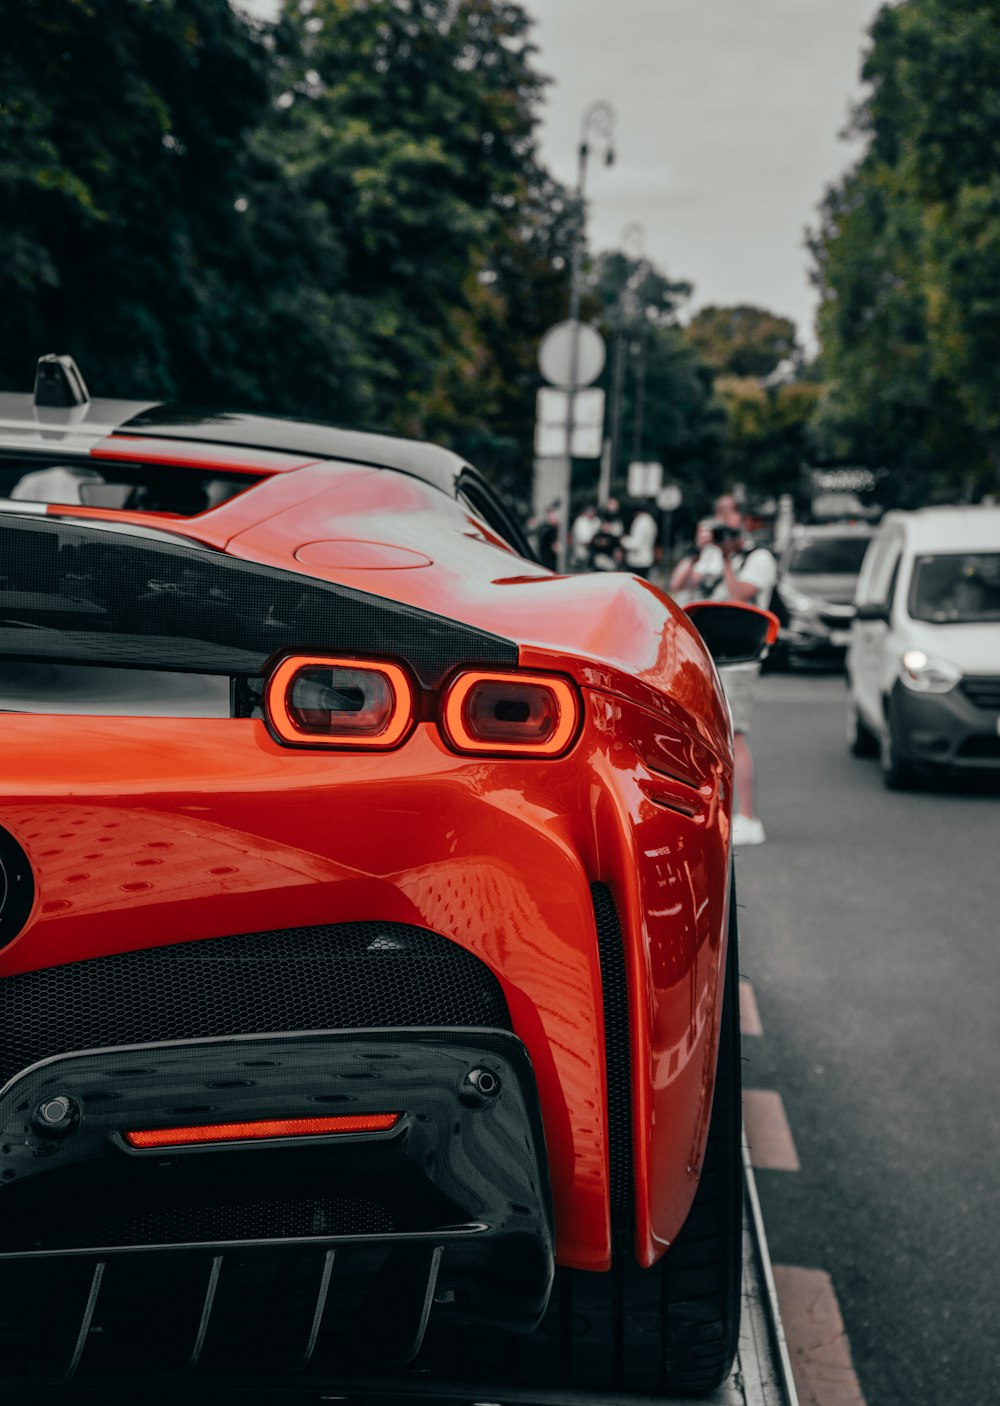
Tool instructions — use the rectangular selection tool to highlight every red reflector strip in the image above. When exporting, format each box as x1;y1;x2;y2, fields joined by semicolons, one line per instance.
124;1113;400;1149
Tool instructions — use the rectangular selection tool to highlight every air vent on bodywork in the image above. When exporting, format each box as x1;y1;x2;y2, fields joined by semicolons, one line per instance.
0;922;510;1089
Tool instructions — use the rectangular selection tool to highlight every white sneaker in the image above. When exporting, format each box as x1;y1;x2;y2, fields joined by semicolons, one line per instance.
732;812;766;846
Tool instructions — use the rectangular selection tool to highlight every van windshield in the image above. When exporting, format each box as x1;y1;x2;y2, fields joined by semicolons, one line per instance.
787;537;871;574
909;552;1000;623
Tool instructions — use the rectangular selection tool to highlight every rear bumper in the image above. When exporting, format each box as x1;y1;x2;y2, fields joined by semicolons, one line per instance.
0;1029;553;1378
0;693;731;1276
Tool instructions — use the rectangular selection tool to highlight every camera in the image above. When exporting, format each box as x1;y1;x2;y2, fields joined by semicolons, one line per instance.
707;520;742;546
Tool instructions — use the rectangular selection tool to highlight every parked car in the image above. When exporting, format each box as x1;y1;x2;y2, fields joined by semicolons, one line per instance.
769;522;874;669
846;506;1000;787
0;357;776;1395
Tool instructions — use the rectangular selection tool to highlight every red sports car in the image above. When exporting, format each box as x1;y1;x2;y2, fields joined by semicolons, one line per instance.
0;356;774;1396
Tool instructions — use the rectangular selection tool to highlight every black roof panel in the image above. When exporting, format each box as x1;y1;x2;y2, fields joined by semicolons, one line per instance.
118;406;468;497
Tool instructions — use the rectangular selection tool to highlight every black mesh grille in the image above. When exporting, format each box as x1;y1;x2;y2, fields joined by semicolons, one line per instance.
13;1197;395;1253
591;883;634;1234
0;922;509;1088
956;735;1000;759
961;676;1000;711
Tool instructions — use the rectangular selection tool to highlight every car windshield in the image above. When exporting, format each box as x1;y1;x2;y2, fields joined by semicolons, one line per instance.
909;552;1000;623
787;537;871;574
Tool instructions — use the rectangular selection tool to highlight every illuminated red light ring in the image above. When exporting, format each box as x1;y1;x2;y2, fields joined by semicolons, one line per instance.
442;670;580;757
266;655;414;749
124;1113;400;1149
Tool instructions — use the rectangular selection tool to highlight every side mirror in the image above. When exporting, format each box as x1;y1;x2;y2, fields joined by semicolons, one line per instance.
684;600;780;667
855;602;889;623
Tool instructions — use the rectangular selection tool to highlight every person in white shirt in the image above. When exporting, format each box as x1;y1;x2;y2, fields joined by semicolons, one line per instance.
570;504;600;569
670;494;776;846
622;504;659;578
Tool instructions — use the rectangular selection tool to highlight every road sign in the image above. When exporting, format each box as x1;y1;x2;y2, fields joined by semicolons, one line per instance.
627;460;663;498
657;483;682;511
534;388;605;459
538;321;606;389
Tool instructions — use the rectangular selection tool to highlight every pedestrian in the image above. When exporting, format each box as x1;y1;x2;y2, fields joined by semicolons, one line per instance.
621;501;659;579
671;493;775;846
570;503;600;569
535;502;561;572
587;511;624;572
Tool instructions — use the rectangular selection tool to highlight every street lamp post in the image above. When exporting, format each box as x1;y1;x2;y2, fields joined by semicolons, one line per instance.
557;100;616;569
603;221;644;507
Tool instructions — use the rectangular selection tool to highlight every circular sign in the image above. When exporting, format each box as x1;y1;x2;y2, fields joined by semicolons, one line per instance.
538;321;606;389
657;484;683;511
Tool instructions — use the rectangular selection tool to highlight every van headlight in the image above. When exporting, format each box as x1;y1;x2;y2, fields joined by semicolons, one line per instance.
899;649;961;694
777;584;815;614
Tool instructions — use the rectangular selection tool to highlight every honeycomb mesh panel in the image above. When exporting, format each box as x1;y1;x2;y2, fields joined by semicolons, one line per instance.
16;1197;395;1252
0;922;510;1088
591;883;634;1233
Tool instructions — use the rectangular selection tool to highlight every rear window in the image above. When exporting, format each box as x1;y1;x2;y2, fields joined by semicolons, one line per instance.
0;459;256;517
788;537;871;575
909;552;1000;624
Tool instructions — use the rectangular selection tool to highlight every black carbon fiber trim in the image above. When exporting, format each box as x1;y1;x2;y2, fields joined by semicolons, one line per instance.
0;515;516;688
591;883;634;1235
0;922;510;1089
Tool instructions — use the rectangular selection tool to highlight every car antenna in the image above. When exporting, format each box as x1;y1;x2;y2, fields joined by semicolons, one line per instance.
34;354;90;408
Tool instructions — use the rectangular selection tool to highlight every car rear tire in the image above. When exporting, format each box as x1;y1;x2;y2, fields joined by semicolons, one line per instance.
846;692;879;758
434;892;743;1398
880;701;915;789
525;883;743;1398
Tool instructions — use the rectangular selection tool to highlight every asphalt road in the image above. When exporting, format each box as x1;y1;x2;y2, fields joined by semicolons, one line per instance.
735;672;1000;1406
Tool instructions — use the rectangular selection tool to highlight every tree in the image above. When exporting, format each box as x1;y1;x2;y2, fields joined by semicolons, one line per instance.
685;305;798;379
811;0;1000;503
716;377;823;509
0;0;274;399
589;251;724;519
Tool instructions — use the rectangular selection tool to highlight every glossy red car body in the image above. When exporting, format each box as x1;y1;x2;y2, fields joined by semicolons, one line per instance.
0;378;766;1392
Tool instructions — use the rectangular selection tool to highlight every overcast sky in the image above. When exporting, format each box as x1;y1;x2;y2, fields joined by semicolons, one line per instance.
525;0;885;345
239;0;885;346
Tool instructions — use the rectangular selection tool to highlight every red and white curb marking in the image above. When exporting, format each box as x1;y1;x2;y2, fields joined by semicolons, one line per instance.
740;979;867;1406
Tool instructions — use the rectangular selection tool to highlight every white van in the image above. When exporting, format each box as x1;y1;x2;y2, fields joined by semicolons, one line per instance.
846;506;1000;786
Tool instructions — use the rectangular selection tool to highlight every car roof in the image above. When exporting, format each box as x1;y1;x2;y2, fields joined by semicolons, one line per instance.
0;394;470;498
789;521;874;539
879;505;1000;554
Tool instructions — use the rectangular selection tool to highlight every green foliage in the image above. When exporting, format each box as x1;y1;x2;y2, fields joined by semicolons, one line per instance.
716;377;823;508
812;0;1000;503
0;0;571;482
0;0;274;399
588;251;724;518
686;305;798;379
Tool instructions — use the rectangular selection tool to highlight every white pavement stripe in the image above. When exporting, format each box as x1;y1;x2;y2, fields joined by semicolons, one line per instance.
743;1089;801;1172
772;1266;867;1406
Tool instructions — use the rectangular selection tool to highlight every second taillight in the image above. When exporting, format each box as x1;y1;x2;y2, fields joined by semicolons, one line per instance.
442;671;579;757
266;656;413;749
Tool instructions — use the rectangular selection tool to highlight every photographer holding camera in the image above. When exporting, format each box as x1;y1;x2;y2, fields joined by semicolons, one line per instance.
670;493;775;846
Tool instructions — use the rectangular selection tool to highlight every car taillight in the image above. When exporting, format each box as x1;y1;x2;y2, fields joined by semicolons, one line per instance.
266;656;413;749
123;1113;400;1148
442;671;579;757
